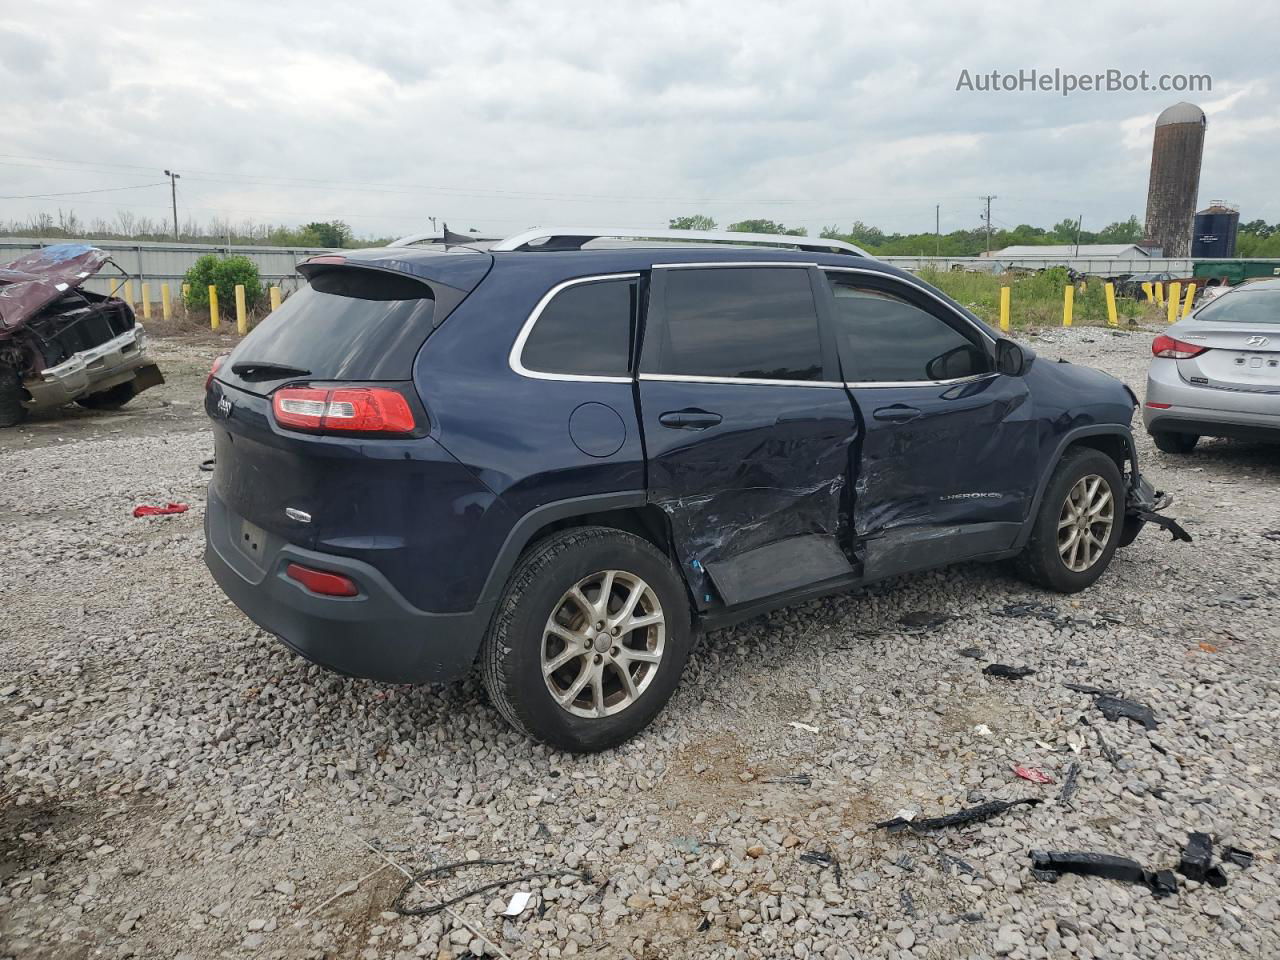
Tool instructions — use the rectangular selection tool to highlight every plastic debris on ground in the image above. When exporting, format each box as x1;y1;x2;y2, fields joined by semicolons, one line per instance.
1029;850;1178;898
761;774;812;785
1059;762;1081;804
973;724;993;737
875;798;1040;833
503;891;534;916
787;721;820;734
1012;766;1054;785
1063;682;1120;696
132;502;189;517
957;647;984;660
899;610;950;629
1094;695;1159;729
798;850;843;886
984;663;1036;680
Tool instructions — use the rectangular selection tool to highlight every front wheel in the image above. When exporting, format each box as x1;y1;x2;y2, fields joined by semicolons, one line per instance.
0;364;27;427
1015;448;1124;593
480;526;693;752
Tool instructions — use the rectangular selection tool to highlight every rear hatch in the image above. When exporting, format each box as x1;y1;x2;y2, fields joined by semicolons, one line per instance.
1174;287;1280;394
207;251;491;555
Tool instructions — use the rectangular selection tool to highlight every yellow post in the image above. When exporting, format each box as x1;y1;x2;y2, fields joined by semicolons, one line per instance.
209;285;220;330
1063;285;1074;327
124;280;134;308
161;283;172;320
1182;283;1197;317
1104;282;1119;327
1167;282;1181;324
998;286;1011;332
140;283;152;319
1080;280;1088;293
235;284;248;335
182;282;191;303
269;286;282;312
105;277;117;297
1155;282;1164;307
1141;282;1154;304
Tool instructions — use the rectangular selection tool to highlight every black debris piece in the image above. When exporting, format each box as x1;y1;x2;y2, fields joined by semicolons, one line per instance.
900;889;917;919
696;917;712;932
984;663;1036;680
1131;509;1193;543
1064;682;1120;697
900;610;950;629
1223;846;1255;869
997;602;1068;624
960;912;984;923
199;457;215;472
938;852;983;879
957;646;984;660
1059;762;1081;805
893;854;915;871
1261;530;1280;542
1150;741;1169;756
876;798;1041;834
1029;850;1178;898
799;849;844;887
1178;832;1214;882
1095;695;1159;730
761;774;812;786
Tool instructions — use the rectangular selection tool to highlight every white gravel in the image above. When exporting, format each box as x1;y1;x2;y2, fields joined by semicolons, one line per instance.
1;329;1278;960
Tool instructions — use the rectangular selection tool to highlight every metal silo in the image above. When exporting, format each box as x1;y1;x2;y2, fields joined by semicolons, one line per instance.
1143;102;1206;258
1191;202;1239;258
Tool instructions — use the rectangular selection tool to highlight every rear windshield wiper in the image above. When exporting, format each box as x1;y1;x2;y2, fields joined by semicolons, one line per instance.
230;360;312;381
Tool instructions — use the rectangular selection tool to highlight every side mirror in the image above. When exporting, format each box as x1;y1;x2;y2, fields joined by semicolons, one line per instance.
995;338;1027;377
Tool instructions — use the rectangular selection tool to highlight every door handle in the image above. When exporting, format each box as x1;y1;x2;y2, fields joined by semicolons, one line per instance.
659;409;723;430
872;404;922;424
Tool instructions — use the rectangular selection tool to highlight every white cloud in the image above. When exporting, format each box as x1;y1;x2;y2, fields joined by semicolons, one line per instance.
2;0;1278;238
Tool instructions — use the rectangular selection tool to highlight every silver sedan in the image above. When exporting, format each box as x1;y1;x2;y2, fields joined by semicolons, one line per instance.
1143;278;1280;453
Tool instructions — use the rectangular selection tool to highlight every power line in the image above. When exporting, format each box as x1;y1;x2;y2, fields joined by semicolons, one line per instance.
0;181;167;200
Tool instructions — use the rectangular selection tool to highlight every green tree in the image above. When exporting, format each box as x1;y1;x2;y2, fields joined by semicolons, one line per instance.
1096;215;1143;244
182;254;265;314
301;220;354;248
727;219;806;236
669;214;717;230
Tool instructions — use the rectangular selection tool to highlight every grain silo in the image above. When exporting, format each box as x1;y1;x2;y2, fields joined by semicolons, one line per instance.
1192;202;1240;258
1143;102;1206;257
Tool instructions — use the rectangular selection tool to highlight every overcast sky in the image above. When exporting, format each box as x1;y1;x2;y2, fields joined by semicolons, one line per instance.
2;0;1277;240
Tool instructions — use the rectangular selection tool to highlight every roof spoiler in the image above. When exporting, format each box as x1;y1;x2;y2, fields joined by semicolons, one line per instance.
488;226;872;258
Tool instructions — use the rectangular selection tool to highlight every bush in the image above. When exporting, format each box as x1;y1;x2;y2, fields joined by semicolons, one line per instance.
182;254;265;315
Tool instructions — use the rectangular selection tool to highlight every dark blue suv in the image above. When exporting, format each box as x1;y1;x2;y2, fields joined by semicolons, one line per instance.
204;228;1185;752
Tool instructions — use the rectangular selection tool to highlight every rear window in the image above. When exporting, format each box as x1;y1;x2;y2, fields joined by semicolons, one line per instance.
520;277;636;377
1194;289;1280;324
230;269;435;381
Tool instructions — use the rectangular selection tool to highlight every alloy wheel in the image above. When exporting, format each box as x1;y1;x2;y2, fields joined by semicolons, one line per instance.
1057;474;1115;572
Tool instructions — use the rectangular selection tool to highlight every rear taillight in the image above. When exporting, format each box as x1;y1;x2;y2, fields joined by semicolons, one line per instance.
271;386;416;434
206;354;227;390
1152;334;1207;359
285;562;359;597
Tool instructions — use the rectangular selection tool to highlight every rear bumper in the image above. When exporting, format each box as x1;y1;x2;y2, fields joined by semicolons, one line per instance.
204;488;493;683
1143;361;1280;442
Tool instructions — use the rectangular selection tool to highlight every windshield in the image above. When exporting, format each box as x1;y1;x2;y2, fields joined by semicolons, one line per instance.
1194;289;1280;325
229;269;435;381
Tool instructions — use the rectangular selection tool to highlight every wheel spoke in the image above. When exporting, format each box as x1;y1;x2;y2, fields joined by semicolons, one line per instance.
613;661;639;700
543;644;582;676
618;646;661;664
590;667;606;717
567;587;594;621
620;611;663;634
611;579;645;628
1059;528;1079;556
547;621;585;645
595;571;616;618
559;663;593;706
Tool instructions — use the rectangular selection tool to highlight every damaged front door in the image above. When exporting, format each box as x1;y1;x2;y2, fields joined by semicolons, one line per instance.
822;270;1037;580
638;264;857;609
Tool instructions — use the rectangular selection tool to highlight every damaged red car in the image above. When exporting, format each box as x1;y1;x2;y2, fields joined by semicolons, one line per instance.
0;244;164;426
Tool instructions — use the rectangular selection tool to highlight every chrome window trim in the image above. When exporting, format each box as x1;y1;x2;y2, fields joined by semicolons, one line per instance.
639;373;845;388
844;372;1000;389
821;266;998;346
652;260;818;270
508;272;641;383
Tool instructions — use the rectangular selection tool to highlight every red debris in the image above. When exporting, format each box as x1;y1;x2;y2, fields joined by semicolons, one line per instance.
132;502;189;518
1012;765;1054;784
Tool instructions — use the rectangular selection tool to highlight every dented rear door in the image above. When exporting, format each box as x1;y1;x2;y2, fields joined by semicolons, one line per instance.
822;269;1037;580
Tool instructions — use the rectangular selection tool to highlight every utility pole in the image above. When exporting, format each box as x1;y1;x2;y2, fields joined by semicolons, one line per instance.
1074;214;1083;256
935;204;940;257
429;216;438;233
163;170;180;240
980;195;997;255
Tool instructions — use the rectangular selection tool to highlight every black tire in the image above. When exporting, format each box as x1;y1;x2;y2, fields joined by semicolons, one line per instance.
480;526;693;753
75;381;136;410
1015;448;1125;593
1151;430;1198;454
0;364;27;427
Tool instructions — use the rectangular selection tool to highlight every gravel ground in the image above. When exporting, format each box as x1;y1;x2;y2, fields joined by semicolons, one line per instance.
2;328;1278;960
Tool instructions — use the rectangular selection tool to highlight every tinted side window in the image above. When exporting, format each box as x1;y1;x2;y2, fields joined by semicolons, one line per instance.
649;267;824;381
827;279;990;382
521;278;636;376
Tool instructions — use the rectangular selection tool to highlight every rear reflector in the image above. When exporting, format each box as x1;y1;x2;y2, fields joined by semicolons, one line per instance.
1152;334;1207;359
1145;402;1172;409
272;386;416;434
206;353;227;391
285;562;359;597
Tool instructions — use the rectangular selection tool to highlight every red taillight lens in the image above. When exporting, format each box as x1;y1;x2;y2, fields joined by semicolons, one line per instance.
1152;334;1207;359
206;354;227;391
285;562;359;597
1145;401;1172;409
272;386;416;434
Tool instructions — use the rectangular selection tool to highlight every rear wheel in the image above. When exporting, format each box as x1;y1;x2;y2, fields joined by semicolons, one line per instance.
75;382;136;410
480;526;693;752
1015;448;1124;593
1151;430;1198;454
0;364;27;427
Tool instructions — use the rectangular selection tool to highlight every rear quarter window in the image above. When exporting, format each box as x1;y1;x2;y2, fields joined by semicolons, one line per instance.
231;268;436;381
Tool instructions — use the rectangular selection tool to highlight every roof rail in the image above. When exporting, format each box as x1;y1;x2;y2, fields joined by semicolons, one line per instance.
490;226;871;258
